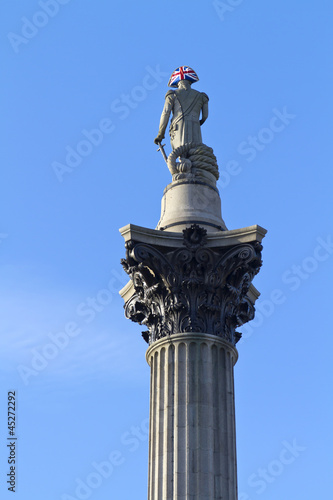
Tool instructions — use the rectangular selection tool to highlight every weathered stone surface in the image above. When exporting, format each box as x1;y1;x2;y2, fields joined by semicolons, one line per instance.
156;179;227;233
120;223;265;346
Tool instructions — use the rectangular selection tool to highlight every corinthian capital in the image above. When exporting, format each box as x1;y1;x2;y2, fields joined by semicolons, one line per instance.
120;224;264;346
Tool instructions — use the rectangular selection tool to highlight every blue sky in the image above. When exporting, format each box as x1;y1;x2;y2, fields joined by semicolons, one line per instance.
0;0;332;498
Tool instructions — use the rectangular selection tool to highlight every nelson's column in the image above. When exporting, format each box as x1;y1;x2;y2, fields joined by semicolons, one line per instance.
119;66;266;500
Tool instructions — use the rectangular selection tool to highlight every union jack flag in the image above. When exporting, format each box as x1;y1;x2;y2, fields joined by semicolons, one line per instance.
168;66;199;87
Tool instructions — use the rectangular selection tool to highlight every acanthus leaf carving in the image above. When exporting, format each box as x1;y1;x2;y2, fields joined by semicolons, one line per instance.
121;225;263;346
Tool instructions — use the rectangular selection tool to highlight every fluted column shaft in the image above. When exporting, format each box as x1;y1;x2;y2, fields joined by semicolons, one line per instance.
146;333;238;500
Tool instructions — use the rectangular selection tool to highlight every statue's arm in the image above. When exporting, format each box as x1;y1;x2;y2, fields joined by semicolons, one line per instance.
200;93;209;126
154;92;174;144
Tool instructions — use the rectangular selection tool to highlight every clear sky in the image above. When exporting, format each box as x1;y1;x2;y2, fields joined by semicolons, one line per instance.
1;0;332;498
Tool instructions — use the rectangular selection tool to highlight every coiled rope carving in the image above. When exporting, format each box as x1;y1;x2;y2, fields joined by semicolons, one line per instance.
167;142;219;180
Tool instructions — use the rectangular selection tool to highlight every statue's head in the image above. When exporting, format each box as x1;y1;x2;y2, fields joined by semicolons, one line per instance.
168;66;199;88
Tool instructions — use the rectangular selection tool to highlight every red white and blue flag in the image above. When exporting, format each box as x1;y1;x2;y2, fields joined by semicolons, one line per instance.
168;66;199;87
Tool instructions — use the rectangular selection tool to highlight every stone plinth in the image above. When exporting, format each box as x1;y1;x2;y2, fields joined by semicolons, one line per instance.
146;333;238;500
156;179;227;233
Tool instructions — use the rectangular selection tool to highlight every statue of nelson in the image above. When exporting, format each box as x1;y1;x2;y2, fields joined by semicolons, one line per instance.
154;66;209;151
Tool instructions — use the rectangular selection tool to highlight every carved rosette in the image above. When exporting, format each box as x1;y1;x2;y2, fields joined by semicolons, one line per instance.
121;225;263;346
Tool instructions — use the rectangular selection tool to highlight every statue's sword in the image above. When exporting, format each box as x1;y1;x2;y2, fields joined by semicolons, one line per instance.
157;142;168;164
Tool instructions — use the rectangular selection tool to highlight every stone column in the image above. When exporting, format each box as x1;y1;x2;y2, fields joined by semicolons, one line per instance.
146;333;238;500
120;223;266;499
